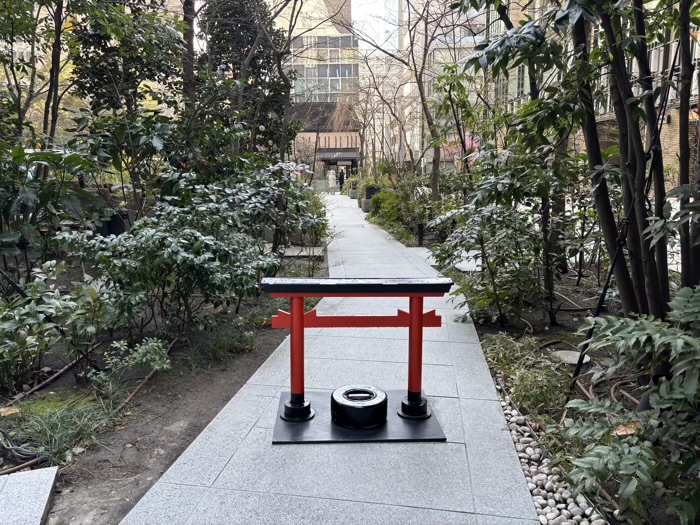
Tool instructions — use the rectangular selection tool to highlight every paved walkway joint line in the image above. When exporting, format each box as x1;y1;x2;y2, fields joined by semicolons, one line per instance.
120;195;537;525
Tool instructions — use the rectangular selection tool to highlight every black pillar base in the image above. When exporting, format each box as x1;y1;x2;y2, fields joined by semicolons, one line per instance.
281;397;315;422
398;393;431;420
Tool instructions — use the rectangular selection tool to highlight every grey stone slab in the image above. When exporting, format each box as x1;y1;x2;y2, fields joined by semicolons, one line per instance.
186;488;478;525
461;399;536;520
160;393;272;486
234;384;281;397
120;482;207;525
453;348;499;401
447;321;481;343
476;516;539;525
247;341;292;386
0;466;58;525
296;357;458;398
330;306;409;316
429;395;465;443
315;327;410;340
306;335;453;366
343;268;430;278
214;428;474;513
422;326;451;342
335;297;411;308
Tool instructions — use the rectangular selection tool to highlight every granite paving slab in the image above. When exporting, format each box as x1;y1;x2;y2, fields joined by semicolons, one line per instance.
213;428;473;512
185;489;479;525
0;467;58;525
120;195;536;525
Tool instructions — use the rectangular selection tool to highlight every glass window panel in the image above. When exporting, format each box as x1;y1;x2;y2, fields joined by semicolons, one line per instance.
340;36;352;47
330;78;341;91
329;49;340;61
328;36;340;47
329;64;341;77
318;65;328;77
352;64;359;76
341;64;352;77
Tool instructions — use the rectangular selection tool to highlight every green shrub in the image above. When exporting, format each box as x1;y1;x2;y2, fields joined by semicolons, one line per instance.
0;262;130;393
557;286;700;525
431;203;543;325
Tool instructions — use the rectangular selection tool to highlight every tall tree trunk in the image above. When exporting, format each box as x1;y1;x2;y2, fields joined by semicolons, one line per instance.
679;0;697;286
276;54;292;161
416;84;441;200
42;0;63;150
609;78;649;313
572;18;639;315
182;0;196;105
497;2;560;321
632;0;669;304
430;145;440;200
600;12;664;318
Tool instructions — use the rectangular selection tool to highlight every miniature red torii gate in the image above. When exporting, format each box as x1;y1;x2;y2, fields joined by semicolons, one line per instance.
261;277;453;422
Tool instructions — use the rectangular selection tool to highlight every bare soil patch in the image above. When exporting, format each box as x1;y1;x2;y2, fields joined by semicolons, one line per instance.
46;328;286;525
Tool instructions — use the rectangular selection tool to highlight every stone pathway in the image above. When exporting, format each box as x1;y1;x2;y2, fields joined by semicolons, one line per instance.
0;466;58;525
119;195;537;525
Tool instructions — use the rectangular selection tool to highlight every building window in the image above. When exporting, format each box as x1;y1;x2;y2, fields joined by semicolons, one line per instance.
517;66;525;97
496;76;508;101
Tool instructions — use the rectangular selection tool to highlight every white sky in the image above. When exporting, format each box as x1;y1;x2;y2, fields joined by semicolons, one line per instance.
352;0;393;49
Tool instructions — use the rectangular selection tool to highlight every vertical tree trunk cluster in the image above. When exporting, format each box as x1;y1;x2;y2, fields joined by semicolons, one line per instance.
678;0;697;287
569;1;698;317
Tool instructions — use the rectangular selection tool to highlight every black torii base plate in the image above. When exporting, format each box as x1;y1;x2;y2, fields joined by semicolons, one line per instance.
272;390;446;444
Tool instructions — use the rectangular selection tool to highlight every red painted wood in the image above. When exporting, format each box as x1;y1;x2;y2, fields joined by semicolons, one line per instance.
290;297;305;396
271;309;442;329
408;296;424;394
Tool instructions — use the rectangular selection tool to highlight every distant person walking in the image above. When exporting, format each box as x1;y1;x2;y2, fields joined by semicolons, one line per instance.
338;169;345;192
327;170;337;195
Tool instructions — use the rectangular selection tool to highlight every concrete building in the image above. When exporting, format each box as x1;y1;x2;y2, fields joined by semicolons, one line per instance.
276;0;362;177
389;0;484;172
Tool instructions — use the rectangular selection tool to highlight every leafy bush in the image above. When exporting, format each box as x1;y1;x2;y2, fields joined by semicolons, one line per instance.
432;203;542;325
0;146;97;280
60;173;278;333
558;286;700;525
0;262;128;393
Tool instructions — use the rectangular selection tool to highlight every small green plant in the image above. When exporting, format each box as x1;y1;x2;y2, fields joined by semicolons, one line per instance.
557;286;700;525
90;338;171;395
483;334;568;418
3;396;117;465
184;318;255;369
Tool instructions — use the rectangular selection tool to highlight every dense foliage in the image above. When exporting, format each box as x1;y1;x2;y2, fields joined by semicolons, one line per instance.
0;0;324;404
560;287;700;525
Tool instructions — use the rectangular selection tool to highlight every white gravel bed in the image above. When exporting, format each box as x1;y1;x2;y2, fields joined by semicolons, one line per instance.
496;383;610;525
